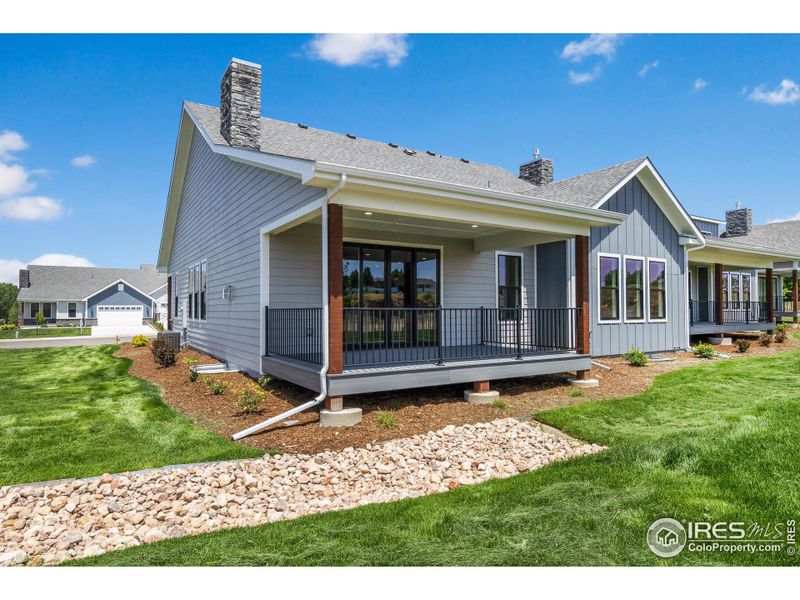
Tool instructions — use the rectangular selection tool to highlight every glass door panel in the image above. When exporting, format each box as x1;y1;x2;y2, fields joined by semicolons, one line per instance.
415;250;439;344
361;247;386;345
390;250;413;345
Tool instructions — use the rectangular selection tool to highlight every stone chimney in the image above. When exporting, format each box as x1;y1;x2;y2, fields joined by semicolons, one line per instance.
18;269;30;289
724;204;752;237
219;58;261;150
519;150;554;186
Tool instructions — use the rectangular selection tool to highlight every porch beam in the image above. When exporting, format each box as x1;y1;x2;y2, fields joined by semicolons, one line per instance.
328;203;344;375
574;235;590;357
766;268;775;323
472;231;570;254
714;263;724;325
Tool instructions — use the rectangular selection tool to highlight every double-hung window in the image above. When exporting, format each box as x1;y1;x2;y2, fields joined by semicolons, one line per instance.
648;259;667;321
187;261;207;321
187;270;194;319
30;302;40;318
68;302;76;318
624;257;645;322
598;254;621;322
172;274;180;318
43;302;52;319
200;262;207;319
497;253;522;319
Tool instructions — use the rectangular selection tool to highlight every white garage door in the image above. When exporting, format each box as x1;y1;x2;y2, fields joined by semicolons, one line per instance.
97;305;143;326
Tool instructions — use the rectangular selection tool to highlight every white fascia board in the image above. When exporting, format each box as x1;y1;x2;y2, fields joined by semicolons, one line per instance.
83;279;158;303
592;159;706;247
259;198;324;236
690;214;726;225
312;163;625;228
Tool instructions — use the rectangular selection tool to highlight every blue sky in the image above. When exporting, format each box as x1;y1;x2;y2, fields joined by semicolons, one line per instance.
1;33;799;283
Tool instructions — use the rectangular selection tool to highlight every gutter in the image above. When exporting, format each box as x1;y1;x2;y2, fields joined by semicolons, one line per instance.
232;173;347;441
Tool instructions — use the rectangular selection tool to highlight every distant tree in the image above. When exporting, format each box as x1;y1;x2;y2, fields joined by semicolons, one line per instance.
7;300;18;325
0;283;17;325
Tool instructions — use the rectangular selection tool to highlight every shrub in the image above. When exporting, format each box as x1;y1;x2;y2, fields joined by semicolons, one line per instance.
34;311;45;327
376;411;398;429
622;347;649;367
188;369;198;383
257;375;272;391
152;320;165;332
131;335;149;347
774;330;787;344
733;339;751;353
181;357;199;366
692;342;715;359
490;398;508;410
0;323;16;331
569;389;585;398
237;383;266;415
150;339;177;367
758;333;773;347
203;376;227;395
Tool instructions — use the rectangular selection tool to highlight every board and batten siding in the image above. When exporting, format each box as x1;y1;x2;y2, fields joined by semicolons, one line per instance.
168;128;326;374
589;176;687;356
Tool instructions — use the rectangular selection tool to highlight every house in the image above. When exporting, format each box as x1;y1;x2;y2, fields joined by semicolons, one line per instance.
16;264;167;327
157;58;797;429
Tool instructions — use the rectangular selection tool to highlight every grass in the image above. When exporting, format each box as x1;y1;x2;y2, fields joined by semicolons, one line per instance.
0;327;91;340
376;410;398;429
0;345;262;486
75;349;800;566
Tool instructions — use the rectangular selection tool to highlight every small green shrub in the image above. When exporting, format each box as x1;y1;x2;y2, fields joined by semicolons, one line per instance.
758;333;773;347
131;335;149;347
376;411;398;429
152;320;165;332
34;311;45;327
490;398;508;410
622;347;649;367
0;323;16;331
733;339;751;353
569;389;585;398
150;339;177;367
188;369;198;383
257;375;272;391
775;322;789;334
181;357;199;366
692;342;715;359
204;376;227;395
237;383;266;415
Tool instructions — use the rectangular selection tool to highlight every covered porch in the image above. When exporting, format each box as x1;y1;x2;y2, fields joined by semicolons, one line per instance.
773;262;800;323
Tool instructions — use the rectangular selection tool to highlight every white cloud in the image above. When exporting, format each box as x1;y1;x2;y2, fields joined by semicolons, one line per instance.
70;154;96;167
561;34;623;63
748;79;800;105
569;66;602;85
0;130;28;161
306;34;409;67
638;60;660;77
0;162;36;197
692;78;708;92
768;211;800;223
0;254;95;284
0;196;65;221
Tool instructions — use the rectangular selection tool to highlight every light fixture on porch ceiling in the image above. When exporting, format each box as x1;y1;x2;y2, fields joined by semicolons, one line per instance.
364;211;373;215
471;224;478;228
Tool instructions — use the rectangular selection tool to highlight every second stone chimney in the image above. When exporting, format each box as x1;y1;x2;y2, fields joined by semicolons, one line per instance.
519;150;554;186
220;58;262;150
19;269;30;289
724;205;752;237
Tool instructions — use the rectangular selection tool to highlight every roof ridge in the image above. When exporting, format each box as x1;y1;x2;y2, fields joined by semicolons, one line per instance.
542;156;647;188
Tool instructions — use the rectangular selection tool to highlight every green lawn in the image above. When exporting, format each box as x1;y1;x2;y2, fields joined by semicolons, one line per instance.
75;349;800;566
0;327;91;339
0;345;262;485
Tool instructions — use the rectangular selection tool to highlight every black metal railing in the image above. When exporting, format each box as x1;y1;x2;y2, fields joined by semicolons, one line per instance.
689;300;771;325
774;296;798;313
264;306;324;364
342;306;578;367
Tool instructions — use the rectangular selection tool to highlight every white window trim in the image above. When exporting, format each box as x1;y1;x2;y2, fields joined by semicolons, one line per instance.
597;252;622;324
495;251;525;319
187;259;208;322
623;255;647;324
647;258;669;323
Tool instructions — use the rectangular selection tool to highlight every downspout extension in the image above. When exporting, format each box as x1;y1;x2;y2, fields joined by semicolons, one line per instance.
231;173;347;441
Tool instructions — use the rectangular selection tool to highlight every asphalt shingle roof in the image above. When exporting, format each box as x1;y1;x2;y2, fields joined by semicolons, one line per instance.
17;265;166;301
720;220;800;255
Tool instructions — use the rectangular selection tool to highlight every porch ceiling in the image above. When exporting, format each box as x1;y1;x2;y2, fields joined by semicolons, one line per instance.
688;243;797;270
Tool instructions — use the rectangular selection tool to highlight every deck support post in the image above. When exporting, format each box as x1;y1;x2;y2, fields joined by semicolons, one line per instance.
474;381;490;393
464;380;499;404
714;263;724;325
571;235;597;387
328;203;344;375
766;268;775;324
324;396;343;412
793;269;798;324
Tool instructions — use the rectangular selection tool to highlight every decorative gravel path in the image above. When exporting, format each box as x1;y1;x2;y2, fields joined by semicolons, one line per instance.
0;418;604;566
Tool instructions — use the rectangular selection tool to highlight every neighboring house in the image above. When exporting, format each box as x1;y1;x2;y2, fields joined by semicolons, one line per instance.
157;58;798;417
17;265;166;327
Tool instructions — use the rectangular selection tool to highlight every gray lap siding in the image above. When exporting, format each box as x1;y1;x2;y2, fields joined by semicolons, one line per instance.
589;177;687;356
87;284;154;318
168;128;326;374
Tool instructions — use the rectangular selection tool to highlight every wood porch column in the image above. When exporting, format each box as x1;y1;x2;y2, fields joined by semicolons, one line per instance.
574;235;590;379
714;263;724;325
766;268;775;323
793;269;799;323
327;203;344;378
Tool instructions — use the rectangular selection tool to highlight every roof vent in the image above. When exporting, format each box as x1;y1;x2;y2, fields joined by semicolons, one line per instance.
460;158;470;163
403;149;416;156
346;133;356;139
426;150;436;156
388;142;398;148
297;123;309;129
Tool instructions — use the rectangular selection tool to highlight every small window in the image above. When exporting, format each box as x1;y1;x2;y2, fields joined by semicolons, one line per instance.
118;283;124;291
43;303;52;319
624;258;645;321
598;255;620;322
497;254;521;319
68;302;76;318
193;264;200;319
648;259;667;321
30;302;39;318
172;274;179;318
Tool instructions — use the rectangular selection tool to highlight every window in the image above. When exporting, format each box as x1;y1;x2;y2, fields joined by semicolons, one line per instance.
43;303;52;319
187;269;194;319
598;254;621;322
648;259;667;321
30;302;39;318
200;262;207;319
742;274;751;304
187;262;207;320
68;302;76;318
730;274;740;305
118;283;124;291
723;273;730;305
172;274;179;318
497;254;522;318
624;257;645;321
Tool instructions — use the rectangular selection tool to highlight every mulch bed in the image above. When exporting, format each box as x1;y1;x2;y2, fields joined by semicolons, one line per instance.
116;330;800;455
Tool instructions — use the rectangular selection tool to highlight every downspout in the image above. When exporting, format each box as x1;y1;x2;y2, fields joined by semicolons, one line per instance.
232;173;347;441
